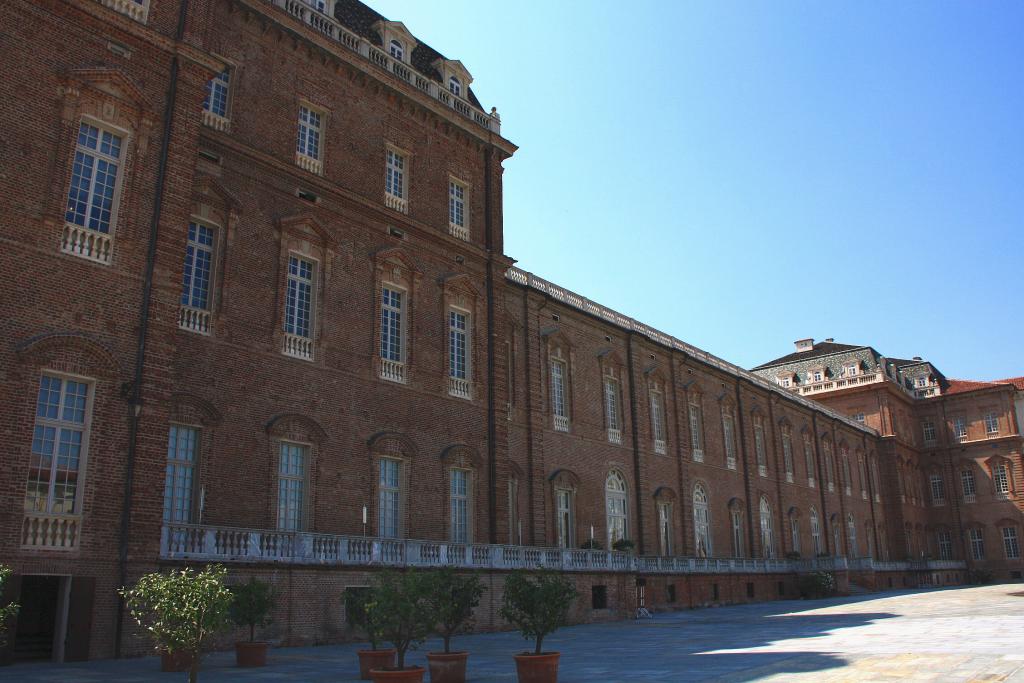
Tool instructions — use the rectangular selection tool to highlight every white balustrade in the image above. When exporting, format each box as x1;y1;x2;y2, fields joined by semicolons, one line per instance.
380;358;406;383
607;428;622;445
99;0;148;21
201;110;231;132
449;222;469;241
384;193;408;214
553;414;569;432
22;513;80;549
283;333;314;360
295;152;322;175
62;223;112;265
448;376;471;399
178;306;212;334
654;439;666;455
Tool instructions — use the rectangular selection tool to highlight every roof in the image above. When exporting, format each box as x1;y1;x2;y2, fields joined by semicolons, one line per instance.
752;341;866;370
333;0;484;109
994;376;1024;391
943;379;1012;396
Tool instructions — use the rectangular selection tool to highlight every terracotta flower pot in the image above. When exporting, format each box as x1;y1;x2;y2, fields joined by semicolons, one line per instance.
370;664;425;683
358;649;397;680
426;651;469;683
160;649;195;672
235;641;269;667
513;652;560;683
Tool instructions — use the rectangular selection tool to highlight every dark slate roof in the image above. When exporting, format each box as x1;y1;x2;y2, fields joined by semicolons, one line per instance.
332;0;484;109
752;341;866;370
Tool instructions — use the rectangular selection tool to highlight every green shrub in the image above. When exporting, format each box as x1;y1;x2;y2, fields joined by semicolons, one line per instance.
344;587;384;650
500;570;577;655
0;566;19;647
580;539;603;550
228;577;274;643
427;568;484;654
612;538;635;553
372;570;435;669
798;571;836;599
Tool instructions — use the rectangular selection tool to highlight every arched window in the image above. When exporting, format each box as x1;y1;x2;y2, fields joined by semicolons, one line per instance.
389;39;404;61
729;500;744;557
789;509;801;555
810;507;822;555
847;514;858;557
448;75;462;96
833;516;843;557
759;497;774;558
693;483;711;557
605;471;628;547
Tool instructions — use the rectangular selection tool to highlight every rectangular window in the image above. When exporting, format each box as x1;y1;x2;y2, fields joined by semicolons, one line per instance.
450;469;469;543
64;121;123;263
283;255;315;361
969;528;985;560
651;390;666;454
551;360;568;431
180;222;215;312
277;442;307;531
689;402;704;462
202;69;231;123
937;531;952;560
922;420;936;443
604;377;621;444
26;375;91;515
385;148;407;212
448;310;470;398
722;411;736;470
296;105;323;164
782;431;794;483
953;417;967;442
961;468;976;502
163;426;198;523
379;458;401;538
448;179;468;240
754;421;767;477
731;509;744;556
379;286;406;383
658;502;673;555
508;478;519;544
853;413;865;424
929;473;945;504
555;488;573;548
994;464;1010;495
1003;527;1021;560
984;412;999;435
804;434;816;488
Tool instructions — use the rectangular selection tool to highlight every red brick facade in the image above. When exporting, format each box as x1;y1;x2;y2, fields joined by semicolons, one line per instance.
0;0;1017;664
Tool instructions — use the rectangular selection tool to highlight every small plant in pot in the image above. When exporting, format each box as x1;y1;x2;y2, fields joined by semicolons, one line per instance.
425;568;484;683
612;538;635;553
579;539;603;550
120;564;233;683
228;577;274;667
500;569;577;683
345;587;394;679
368;569;436;682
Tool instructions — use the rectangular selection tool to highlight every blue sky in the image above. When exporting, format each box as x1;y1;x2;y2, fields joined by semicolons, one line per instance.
372;0;1024;380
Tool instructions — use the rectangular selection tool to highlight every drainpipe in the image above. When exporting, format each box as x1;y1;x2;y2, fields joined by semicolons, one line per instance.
734;383;756;555
811;413;829;554
114;0;190;658
625;334;645;554
520;287;536;545
483;147;498;543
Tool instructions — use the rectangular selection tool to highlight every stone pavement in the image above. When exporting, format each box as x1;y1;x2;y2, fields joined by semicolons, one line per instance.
3;584;1023;682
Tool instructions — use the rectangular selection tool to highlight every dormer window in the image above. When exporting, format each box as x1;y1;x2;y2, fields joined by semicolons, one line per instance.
448;76;462;97
844;362;858;377
304;0;328;13
389;39;404;61
810;370;823;383
916;377;927;388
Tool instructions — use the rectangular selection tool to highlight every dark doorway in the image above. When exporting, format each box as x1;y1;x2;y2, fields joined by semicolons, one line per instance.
13;576;61;661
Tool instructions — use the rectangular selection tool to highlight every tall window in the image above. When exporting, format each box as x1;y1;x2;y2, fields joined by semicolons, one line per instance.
164;426;198;523
753;418;767;477
929;473;946;504
722;409;736;470
379;458;401;538
448;309;470;397
604;375;621;444
386;149;406;201
651;389;666;454
277;442;307;531
823;442;835;491
731;508;744;557
65;121;123;236
953;417;968;442
833;522;843;558
984;412;999;435
283;256;315;357
380;286;405;379
605;471;628;547
841;450;852;496
993;463;1010;495
296;105;323;168
937;530;952;560
508;477;519;544
968;528;985;560
759;497;774;558
781;428;794;482
810;508;822;555
448;180;467;240
555;488;574;548
922;420;936;443
389;39;404;60
202;69;231;120
789;515;801;555
658;502;673;555
870;457;881;501
448;75;462;96
450;468;469;543
803;432;816;487
550;359;568;431
1003;527;1021;560
689;399;704;462
858;456;868;499
181;222;215;314
847;514;858;557
26;375;91;515
961;468;977;502
693;484;711;557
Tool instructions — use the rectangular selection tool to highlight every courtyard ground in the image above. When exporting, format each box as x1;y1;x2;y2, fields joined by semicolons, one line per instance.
4;583;1023;682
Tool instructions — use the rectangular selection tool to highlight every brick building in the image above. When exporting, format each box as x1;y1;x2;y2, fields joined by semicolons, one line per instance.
0;0;1018;665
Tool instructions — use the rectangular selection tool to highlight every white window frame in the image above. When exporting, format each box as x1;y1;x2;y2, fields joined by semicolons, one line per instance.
722;410;736;470
804;433;816;488
651;388;666;455
201;67;231;130
550;358;568;431
968;528;985;560
929;473;945;505
448;75;462;96
984;412;999;435
846;514;858;557
657;501;673;556
379;457;402;538
937;530;952;560
604;374;622;444
993;463;1010;496
810;508;822;555
693;484;711;557
555;487;574;548
689;400;704;462
178;220;217;335
759;497;775;559
953;416;968;442
379;283;407;383
282;254;317;361
731;508;744;557
781;429;794;483
447;307;471;399
295;103;325;174
385;146;408;213
922;420;936;443
164;424;200;524
389;39;404;61
790;515;801;555
277;441;308;531
448;178;469;240
753;418;767;477
1002;527;1020;560
605;471;628;548
449;468;470;544
961;468;977;503
62;118;127;265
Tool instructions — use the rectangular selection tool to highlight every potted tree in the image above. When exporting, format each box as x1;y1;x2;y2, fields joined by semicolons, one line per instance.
0;565;19;647
369;569;435;682
425;568;484;683
500;569;577;683
120;564;233;683
346;587;395;679
228;577;274;667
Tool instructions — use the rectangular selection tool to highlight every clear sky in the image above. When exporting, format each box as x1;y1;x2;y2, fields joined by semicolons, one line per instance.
371;0;1023;381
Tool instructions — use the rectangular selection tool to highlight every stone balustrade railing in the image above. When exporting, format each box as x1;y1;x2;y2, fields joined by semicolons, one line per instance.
266;0;501;136
160;524;964;575
23;513;80;550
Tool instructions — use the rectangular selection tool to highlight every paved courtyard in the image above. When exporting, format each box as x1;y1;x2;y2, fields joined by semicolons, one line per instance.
4;584;1024;682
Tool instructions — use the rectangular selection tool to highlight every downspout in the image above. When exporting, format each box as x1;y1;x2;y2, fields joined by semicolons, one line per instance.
811;413;829;554
521;287;536;544
483;147;498;543
625;334;645;554
734;383;756;555
766;396;785;553
114;0;190;658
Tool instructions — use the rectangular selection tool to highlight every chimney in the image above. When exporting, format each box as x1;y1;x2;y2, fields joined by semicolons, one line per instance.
794;338;814;353
912;356;922;361
824;338;834;343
